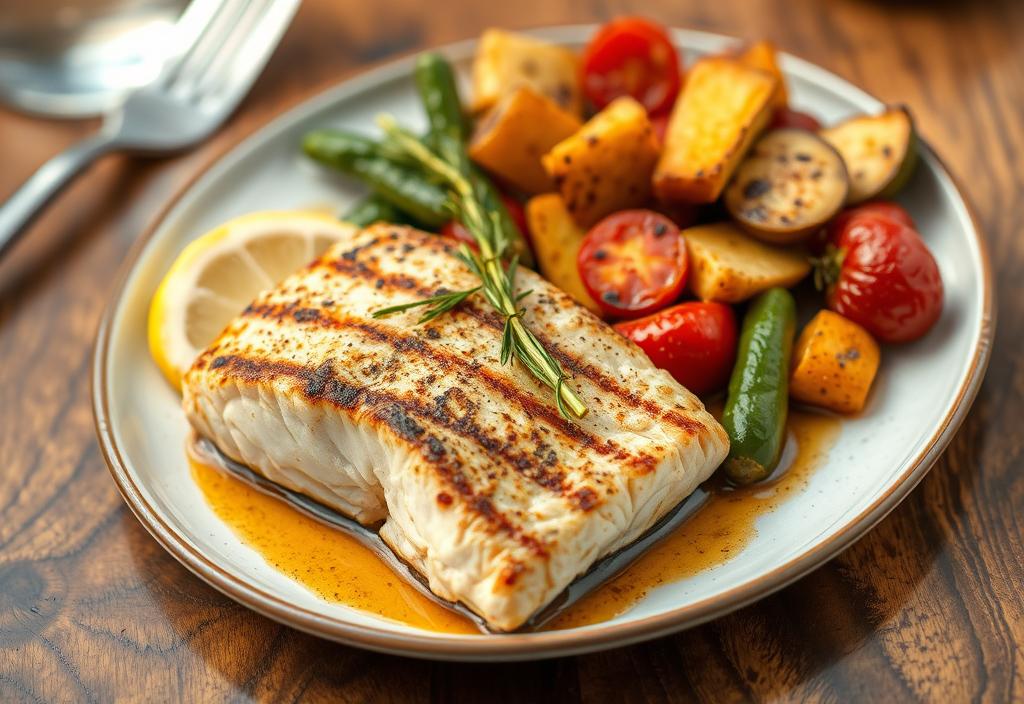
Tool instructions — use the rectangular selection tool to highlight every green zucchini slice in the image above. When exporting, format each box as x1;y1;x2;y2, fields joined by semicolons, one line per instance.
819;106;917;203
724;128;849;244
722;287;797;485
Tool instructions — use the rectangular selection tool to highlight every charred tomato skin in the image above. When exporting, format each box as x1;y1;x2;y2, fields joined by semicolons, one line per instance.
578;209;688;319
581;17;682;115
826;213;943;343
615;301;738;395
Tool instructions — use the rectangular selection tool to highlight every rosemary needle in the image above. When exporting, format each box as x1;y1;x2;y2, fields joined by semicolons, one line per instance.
372;115;587;420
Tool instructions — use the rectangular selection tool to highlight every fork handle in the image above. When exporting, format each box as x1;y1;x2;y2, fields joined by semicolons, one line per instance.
0;132;117;259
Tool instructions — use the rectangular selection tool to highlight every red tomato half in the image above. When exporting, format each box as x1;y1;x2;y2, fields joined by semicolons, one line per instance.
824;213;943;343
615;302;738;396
441;194;532;252
578;210;687;319
581;17;682;115
769;107;823;131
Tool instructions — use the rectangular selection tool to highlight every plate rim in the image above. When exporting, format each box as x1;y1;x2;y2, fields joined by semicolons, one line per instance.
92;25;995;661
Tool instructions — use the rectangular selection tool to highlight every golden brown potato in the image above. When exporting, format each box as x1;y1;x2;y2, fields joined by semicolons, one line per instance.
469;87;582;194
736;40;788;109
654;57;778;204
471;29;582;117
525;194;601;315
541;96;661;227
682;222;810;302
790;310;881;413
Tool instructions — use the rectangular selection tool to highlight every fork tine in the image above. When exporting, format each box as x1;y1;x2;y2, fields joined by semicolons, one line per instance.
158;0;230;73
189;0;301;110
162;0;254;92
186;0;274;97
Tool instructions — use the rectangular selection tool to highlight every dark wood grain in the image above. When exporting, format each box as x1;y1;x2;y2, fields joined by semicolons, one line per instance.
1;0;1021;700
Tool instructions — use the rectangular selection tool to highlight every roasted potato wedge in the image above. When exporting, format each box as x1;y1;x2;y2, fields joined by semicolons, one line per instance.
654;57;778;204
469;87;582;194
471;29;583;117
542;96;661;227
683;222;810;302
736;40;788;109
790;310;881;413
526;194;602;314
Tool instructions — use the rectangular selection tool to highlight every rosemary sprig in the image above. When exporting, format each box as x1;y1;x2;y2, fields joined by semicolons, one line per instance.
373;115;588;419
372;286;480;324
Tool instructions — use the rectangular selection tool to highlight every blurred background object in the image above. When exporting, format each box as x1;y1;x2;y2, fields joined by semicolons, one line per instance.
0;0;301;258
0;0;190;116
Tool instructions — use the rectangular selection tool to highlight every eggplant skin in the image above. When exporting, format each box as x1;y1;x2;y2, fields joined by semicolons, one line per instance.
182;224;729;631
820;105;917;204
724;128;849;244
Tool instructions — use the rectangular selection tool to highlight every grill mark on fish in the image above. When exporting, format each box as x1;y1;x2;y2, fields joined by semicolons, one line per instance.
316;234;705;437
452;300;705;435
226;319;576;491
238;309;663;492
208;345;587;507
523;331;707;435
238;301;651;471
345;320;617;455
207;353;551;557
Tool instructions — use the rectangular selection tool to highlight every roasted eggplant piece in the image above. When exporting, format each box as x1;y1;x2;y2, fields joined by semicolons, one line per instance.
724;128;849;244
820;106;917;203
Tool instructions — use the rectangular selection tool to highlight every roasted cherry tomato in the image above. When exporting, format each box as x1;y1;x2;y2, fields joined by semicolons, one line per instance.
830;201;915;233
578;209;687;319
820;212;943;343
581;17;682;115
615;302;738;395
810;201;916;255
769;107;823;131
441;194;531;250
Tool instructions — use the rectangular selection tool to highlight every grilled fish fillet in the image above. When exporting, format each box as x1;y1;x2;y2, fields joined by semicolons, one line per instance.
183;224;729;631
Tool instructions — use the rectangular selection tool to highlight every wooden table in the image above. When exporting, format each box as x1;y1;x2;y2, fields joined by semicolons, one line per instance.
1;0;1020;700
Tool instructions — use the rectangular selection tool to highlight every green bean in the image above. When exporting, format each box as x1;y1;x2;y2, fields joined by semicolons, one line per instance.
341;195;415;227
415;52;468;144
414;53;535;267
302;130;452;227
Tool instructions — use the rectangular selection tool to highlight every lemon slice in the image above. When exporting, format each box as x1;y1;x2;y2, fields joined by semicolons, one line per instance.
148;211;354;390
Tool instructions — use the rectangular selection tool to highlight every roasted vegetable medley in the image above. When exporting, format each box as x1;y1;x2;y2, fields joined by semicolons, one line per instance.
302;18;944;485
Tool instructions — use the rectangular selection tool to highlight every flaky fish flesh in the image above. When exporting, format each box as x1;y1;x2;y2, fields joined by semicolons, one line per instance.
182;224;729;631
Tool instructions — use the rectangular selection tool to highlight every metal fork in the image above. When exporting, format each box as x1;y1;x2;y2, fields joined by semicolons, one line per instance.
0;0;301;258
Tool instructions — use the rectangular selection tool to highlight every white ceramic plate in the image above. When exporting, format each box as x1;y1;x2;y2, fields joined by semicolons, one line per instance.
93;26;994;661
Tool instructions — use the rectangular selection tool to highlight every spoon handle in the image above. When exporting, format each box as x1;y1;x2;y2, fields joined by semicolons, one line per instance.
0;133;117;259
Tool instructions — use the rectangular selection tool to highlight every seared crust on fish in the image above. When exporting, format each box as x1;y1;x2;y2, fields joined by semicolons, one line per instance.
182;224;728;631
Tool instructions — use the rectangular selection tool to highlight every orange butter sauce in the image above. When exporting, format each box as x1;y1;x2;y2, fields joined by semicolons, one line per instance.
191;409;840;633
190;460;478;634
547;409;840;628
